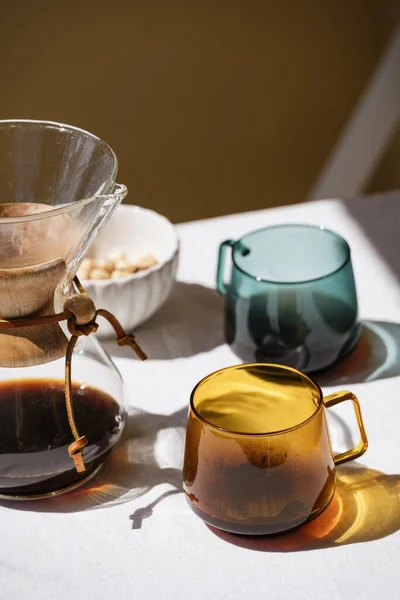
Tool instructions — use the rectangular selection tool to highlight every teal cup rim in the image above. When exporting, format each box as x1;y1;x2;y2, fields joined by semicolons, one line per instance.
231;223;351;285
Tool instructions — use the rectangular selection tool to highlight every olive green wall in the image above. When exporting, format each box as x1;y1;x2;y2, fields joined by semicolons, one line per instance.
0;1;397;222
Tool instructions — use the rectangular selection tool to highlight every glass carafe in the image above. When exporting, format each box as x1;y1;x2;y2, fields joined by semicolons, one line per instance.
0;120;130;499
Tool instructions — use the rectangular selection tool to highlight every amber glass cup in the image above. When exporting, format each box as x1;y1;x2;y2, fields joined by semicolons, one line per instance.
183;363;368;535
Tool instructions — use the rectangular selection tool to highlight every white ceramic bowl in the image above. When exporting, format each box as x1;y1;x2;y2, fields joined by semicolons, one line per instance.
82;204;179;338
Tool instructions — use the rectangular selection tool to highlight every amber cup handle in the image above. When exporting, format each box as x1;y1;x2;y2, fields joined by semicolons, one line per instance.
323;390;368;466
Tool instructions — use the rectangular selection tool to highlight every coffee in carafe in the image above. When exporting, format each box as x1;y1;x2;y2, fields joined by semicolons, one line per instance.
0;120;144;499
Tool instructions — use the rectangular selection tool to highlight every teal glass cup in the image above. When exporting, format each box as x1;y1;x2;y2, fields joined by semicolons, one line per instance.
217;224;360;373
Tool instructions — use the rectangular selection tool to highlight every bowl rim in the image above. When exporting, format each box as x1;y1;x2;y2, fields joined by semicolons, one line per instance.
81;204;180;286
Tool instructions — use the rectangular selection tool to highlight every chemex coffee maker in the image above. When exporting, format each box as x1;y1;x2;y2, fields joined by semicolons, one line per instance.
0;119;145;499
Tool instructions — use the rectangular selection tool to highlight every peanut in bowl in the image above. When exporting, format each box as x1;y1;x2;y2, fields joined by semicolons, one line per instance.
79;204;179;338
78;252;158;281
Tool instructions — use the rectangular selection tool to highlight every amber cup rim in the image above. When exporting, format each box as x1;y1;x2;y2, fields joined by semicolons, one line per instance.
189;363;324;437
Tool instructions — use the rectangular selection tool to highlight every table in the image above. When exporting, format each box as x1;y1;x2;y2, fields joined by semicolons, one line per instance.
1;193;399;600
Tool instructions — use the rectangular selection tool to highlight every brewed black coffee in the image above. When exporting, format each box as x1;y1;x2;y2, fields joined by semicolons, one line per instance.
0;379;123;497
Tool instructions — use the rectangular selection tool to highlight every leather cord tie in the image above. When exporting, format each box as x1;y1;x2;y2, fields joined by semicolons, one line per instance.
0;276;147;474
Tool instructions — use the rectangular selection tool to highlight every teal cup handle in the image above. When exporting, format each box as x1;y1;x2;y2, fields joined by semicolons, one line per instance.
216;224;360;373
216;240;235;295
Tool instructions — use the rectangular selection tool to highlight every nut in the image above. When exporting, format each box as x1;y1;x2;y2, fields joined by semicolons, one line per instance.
111;269;132;279
114;259;136;272
79;252;158;280
90;268;109;280
95;258;115;273
81;258;93;270
134;255;158;270
109;251;127;262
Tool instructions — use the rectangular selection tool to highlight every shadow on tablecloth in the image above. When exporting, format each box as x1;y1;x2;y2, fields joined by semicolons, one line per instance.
313;320;400;386
208;464;400;551
103;281;225;360
106;295;400;386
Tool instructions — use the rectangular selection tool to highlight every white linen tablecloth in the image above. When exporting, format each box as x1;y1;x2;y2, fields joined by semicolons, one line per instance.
1;193;399;600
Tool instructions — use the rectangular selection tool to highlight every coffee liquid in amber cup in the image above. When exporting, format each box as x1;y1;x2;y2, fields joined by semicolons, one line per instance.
183;363;368;535
216;224;360;372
